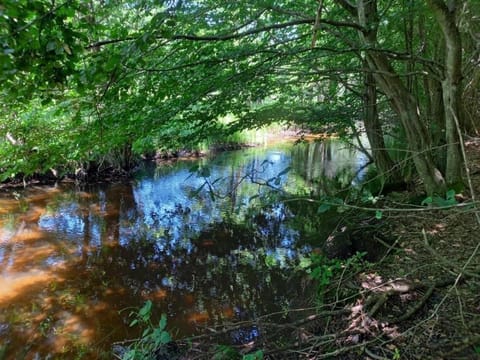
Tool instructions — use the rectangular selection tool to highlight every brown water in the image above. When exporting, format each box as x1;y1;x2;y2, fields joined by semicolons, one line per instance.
0;141;367;359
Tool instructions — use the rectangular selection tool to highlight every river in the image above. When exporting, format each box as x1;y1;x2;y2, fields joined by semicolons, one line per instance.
0;140;368;358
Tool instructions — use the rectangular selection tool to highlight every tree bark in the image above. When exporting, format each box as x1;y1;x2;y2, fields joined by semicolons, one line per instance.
427;0;464;188
363;62;397;181
349;0;447;195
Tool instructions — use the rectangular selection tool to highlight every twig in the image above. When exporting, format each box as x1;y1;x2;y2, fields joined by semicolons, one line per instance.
391;283;435;324
368;293;389;317
422;229;480;279
364;346;389;360
439;335;480;358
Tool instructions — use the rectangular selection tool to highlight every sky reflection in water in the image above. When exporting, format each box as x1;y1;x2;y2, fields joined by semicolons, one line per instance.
0;140;367;358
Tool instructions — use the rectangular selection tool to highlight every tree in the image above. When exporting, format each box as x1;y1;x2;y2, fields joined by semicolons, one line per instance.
427;0;464;187
0;0;474;195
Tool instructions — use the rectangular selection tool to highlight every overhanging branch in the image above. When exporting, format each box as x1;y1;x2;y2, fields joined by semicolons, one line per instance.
86;17;364;49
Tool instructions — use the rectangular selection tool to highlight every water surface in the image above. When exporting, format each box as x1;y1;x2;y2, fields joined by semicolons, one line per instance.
0;140;367;358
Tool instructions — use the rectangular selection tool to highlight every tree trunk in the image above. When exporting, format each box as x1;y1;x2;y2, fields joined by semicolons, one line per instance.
352;0;447;195
419;19;446;171
427;0;464;188
363;61;397;181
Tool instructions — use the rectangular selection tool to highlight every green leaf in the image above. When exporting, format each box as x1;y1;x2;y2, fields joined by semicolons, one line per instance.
265;255;276;268
139;300;152;319
46;41;57;52
159;314;167;331
159;331;172;344
317;203;331;213
123;349;137;360
421;196;433;206
105;54;121;71
298;256;312;269
375;210;382;220
243;350;263;360
446;189;456;201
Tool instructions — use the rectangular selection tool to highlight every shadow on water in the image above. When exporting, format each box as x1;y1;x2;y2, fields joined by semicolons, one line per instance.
0;140;369;358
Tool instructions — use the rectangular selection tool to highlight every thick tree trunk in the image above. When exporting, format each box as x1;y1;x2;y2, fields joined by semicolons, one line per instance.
427;77;446;143
352;0;447;195
427;0;464;188
363;62;397;180
369;60;446;195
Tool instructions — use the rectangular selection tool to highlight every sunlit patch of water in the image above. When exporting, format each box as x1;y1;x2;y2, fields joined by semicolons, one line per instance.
0;140;369;358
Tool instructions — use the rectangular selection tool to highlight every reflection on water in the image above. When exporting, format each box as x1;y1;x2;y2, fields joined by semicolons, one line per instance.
0;140;367;358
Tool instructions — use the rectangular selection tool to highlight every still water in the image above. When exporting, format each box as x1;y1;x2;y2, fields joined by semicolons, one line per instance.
0;140;367;358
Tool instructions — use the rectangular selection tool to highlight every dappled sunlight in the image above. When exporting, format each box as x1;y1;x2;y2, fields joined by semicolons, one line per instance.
345;298;402;344
339;272;415;345
360;272;384;291
0;142;366;357
50;311;95;349
26;187;62;202
0;269;59;304
0;198;20;215
6;245;58;271
187;311;210;324
0;227;78;272
11;226;45;243
145;288;168;301
426;222;447;235
18;206;46;223
77;191;94;200
360;273;414;293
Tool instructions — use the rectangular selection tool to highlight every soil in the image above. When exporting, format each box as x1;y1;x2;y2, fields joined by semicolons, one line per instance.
371;139;480;360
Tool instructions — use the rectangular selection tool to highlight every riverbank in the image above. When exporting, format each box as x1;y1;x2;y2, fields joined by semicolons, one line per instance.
155;139;480;359
0;129;305;191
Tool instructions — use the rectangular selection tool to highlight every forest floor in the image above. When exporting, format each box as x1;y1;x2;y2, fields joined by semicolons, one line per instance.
373;139;480;360
172;140;480;360
297;139;480;360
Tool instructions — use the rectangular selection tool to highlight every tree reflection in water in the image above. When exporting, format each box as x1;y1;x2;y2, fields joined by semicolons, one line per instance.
0;140;368;357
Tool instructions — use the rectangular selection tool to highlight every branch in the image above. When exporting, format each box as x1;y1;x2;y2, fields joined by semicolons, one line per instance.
86;17;365;49
312;0;325;48
86;37;137;49
169;19;314;41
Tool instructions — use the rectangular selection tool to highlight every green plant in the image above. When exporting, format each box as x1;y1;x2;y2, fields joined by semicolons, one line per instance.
121;301;173;360
421;189;458;207
213;346;263;360
306;254;342;303
344;252;368;273
303;252;367;303
39;316;53;337
243;350;263;360
213;345;240;360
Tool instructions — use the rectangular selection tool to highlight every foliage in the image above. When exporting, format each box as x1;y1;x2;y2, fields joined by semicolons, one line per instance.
300;251;367;303
421;189;458;207
1;0;478;191
213;346;263;360
121;301;173;360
